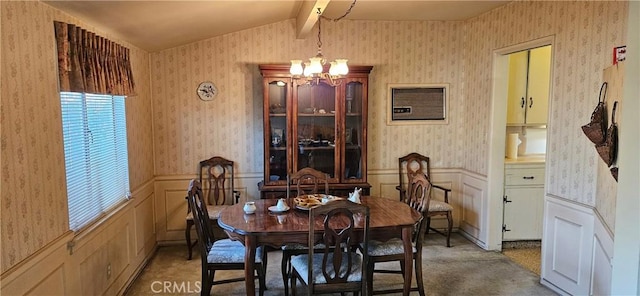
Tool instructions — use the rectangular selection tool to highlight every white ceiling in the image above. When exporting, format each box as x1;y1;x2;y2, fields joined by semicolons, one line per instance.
44;0;510;52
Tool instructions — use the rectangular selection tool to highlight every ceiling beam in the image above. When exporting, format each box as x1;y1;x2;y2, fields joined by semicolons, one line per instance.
295;0;329;39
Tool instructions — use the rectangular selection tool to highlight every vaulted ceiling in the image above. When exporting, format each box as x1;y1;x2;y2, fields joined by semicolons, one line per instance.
44;0;510;52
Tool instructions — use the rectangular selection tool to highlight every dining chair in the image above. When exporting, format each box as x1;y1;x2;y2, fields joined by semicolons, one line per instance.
281;167;330;296
290;199;370;296
185;156;240;260
365;172;431;296
186;179;267;296
397;152;453;247
288;167;330;196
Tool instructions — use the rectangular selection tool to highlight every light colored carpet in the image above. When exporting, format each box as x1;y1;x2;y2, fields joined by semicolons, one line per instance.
125;233;555;295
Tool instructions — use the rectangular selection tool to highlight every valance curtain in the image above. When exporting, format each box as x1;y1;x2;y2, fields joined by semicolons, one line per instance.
54;21;135;96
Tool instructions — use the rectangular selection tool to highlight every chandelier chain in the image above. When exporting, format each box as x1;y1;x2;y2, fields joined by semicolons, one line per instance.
320;0;357;22
289;0;355;85
317;8;322;50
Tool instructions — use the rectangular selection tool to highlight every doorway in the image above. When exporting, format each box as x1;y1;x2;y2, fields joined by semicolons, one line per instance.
486;36;554;255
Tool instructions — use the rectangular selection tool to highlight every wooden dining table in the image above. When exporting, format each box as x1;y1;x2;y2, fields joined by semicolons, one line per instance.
218;196;422;296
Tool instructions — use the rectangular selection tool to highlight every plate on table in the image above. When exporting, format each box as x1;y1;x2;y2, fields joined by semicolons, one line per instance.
268;205;290;213
293;194;341;210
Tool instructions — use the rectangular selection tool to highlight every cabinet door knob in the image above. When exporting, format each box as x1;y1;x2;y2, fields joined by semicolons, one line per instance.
521;97;525;108
523;176;535;180
529;97;533;108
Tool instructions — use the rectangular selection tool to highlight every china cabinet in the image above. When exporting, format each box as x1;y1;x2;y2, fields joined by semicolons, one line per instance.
258;64;373;199
506;45;552;126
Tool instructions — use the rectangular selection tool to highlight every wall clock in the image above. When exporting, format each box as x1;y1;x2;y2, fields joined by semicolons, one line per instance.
197;81;218;101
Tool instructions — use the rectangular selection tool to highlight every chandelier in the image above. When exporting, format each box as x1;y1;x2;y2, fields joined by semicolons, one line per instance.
290;0;356;86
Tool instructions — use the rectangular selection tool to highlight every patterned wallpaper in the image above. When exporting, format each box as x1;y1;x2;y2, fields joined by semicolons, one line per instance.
151;20;465;175
464;1;627;226
1;0;626;273
0;1;153;272
151;2;626;225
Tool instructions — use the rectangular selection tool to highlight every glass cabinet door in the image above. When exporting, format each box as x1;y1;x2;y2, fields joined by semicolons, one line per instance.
294;81;338;180
343;80;365;182
266;80;288;183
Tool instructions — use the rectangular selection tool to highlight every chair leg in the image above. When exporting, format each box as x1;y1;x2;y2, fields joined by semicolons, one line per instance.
290;271;297;296
281;251;291;296
446;212;452;247
367;259;374;296
425;217;431;236
261;250;268;291
415;252;426;296
201;269;212;296
398;259;406;279
185;220;194;260
257;263;266;296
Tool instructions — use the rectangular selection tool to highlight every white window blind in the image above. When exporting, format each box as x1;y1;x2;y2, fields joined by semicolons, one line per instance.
60;92;130;231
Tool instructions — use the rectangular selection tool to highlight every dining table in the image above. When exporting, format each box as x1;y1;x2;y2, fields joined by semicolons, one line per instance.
218;196;422;296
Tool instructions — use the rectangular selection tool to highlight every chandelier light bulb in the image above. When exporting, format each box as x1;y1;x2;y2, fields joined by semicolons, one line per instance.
335;59;349;75
309;57;323;74
290;60;303;76
303;62;313;77
329;61;340;76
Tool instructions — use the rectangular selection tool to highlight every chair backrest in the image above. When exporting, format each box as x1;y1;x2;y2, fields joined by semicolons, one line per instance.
199;156;235;206
308;200;370;288
288;167;329;196
398;152;431;201
405;172;432;245
186;179;215;265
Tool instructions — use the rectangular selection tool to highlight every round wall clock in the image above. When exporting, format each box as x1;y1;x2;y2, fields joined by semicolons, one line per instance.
197;81;218;101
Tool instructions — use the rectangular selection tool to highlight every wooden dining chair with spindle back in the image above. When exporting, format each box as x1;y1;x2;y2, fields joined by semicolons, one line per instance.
185;156;240;260
397;152;453;247
290;199;370;296
186;179;267;296
365;172;432;295
281;167;330;296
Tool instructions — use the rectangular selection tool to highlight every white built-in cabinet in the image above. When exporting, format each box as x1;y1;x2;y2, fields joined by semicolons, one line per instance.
506;45;552;126
503;162;545;240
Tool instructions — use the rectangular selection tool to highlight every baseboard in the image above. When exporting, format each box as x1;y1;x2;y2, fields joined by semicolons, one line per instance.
119;245;159;295
540;278;571;296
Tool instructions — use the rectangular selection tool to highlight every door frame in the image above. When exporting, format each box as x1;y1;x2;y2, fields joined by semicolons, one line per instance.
487;36;555;250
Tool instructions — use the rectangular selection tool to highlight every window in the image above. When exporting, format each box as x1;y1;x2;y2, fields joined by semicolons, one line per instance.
60;92;130;231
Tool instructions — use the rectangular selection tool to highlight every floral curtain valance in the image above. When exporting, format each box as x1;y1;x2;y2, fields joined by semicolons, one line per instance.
54;21;135;96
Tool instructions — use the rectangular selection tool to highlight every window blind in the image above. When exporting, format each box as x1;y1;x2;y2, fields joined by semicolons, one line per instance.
60;92;130;231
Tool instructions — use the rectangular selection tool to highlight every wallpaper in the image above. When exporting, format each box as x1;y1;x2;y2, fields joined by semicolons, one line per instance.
151;19;465;176
151;2;626;226
464;1;627;225
1;0;626;273
0;1;153;272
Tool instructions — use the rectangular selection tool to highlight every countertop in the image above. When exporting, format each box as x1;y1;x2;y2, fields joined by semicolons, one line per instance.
505;154;546;164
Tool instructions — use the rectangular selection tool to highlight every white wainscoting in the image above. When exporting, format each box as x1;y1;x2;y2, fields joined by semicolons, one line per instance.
368;168;460;232
158;170;460;244
541;195;613;296
154;174;262;243
0;180;156;296
458;171;488;248
591;211;614;296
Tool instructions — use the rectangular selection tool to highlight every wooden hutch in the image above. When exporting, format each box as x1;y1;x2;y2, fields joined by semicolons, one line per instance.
258;64;373;198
